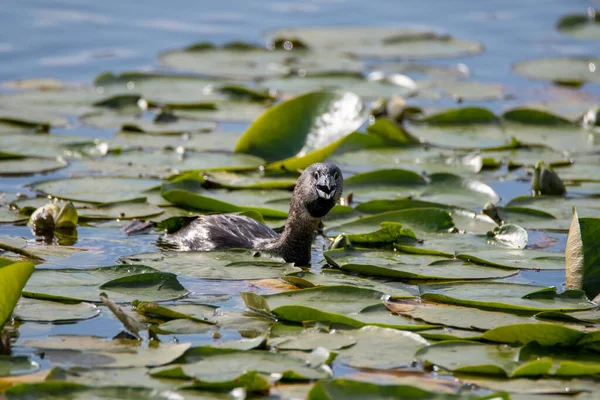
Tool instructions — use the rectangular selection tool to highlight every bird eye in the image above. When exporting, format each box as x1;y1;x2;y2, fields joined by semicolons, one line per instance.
313;171;319;180
333;171;339;180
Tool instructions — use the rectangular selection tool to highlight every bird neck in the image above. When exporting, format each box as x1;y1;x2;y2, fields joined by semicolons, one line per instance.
271;203;320;265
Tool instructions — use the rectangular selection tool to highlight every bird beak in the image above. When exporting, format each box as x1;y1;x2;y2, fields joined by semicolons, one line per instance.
316;175;336;199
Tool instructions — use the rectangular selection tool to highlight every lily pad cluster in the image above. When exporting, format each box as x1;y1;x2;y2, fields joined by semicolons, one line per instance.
0;17;599;400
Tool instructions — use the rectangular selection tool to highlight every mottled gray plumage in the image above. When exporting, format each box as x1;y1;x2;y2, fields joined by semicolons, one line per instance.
162;162;343;264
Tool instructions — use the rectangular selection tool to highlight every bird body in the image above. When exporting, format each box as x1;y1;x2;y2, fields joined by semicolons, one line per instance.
162;163;343;264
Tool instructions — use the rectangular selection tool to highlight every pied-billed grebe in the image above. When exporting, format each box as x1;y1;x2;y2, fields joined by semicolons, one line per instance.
162;162;343;265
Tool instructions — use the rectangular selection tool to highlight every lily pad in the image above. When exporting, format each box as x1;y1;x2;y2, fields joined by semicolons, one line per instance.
150;348;329;385
416;341;548;377
335;326;428;369
557;11;600;40
262;72;416;99
513;57;600;85
79;110;216;133
0;261;34;327
325;248;517;280
13;298;100;323
419;282;595;312
159;42;363;79
386;300;535;331
325;208;455;237
0;207;27;224
242;285;386;325
25;336;190;368
85;148;264;178
0;157;68;176
235;89;368;162
268;27;484;59
23;265;188;303
268;326;357;351
161;180;289;218
120;250;300;280
0;134;95;158
94;71;230;104
282;269;415;298
0;356;39;377
398;235;566;270
31;177;161;204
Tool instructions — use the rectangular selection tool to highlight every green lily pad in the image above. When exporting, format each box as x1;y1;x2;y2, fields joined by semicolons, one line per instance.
307;378;503;400
161;180;289;218
398;234;566;270
406;122;509;149
242;285;434;330
159;42;363;79
325;248;516;280
13;298;100;323
417;80;505;102
282;269;415;298
325;208;455;237
23;265;188;303
557;12;600;40
268;27;484;59
482;323;586;347
120;250;299;280
262;72;416;99
416;340;550;377
196;170;297;190
0;207;27;224
0;261;34;328
344;222;417;244
150;348;329;384
419;282;595;312
329;146;491;177
386;300;535;331
343;168;427;199
31;177;161;204
0;355;39;377
24;336;190;368
336;326;428;369
174;101;272;123
15;197;164;221
0;134;95;158
79;110;216;133
242;285;385;325
0;88;100;119
84;148;264;179
502;108;573;125
507;196;600;230
0;157;68;176
414;107;498;125
513;57;600;85
268;326;357;351
115;131;242;152
94;71;230;104
235;90;367;162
